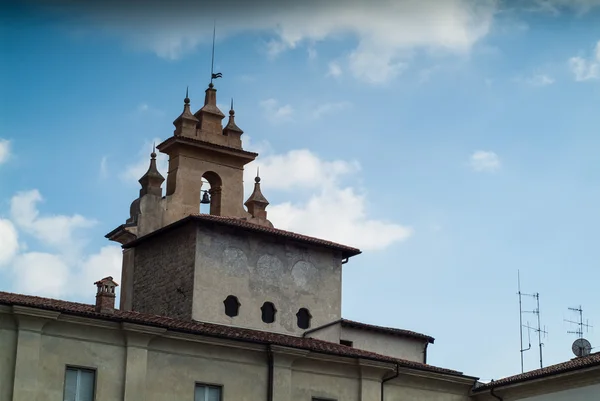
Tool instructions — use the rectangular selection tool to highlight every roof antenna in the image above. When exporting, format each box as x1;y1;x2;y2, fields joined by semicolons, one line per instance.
209;21;222;87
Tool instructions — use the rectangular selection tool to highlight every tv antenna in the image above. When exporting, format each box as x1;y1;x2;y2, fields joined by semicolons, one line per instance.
565;305;593;358
517;271;547;371
565;305;592;338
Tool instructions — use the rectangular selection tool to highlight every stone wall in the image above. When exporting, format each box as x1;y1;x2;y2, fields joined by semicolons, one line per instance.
132;222;196;319
192;223;344;335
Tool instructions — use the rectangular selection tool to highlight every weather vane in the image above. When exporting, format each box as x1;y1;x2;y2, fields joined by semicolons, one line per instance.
210;21;222;87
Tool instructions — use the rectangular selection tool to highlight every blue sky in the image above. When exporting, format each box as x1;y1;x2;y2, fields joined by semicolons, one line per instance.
1;0;600;381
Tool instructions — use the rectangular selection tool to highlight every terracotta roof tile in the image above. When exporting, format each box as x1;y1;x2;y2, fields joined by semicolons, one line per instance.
473;352;600;391
123;214;362;258
0;291;464;378
341;319;435;343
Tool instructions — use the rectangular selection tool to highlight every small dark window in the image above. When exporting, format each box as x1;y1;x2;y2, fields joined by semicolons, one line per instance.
261;302;277;323
223;295;240;318
340;340;353;347
296;308;312;329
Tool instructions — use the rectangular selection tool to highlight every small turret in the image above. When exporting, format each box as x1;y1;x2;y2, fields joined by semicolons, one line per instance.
173;87;199;137
244;170;273;228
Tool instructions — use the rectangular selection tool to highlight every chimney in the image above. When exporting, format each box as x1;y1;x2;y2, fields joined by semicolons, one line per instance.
94;276;119;314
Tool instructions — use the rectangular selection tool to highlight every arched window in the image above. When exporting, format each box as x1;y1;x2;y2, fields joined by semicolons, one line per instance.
296;308;312;329
200;171;223;216
223;295;240;318
261;302;277;324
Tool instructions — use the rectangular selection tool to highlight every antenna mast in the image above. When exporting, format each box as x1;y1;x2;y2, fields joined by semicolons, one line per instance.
518;271;547;370
565;305;592;338
209;21;222;87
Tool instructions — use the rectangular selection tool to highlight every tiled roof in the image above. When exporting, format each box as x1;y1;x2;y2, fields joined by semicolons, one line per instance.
0;291;465;378
123;214;362;259
473;352;600;391
341;319;435;344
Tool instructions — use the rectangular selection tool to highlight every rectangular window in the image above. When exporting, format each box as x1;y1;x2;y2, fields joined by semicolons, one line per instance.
195;383;222;401
63;367;95;401
339;339;353;347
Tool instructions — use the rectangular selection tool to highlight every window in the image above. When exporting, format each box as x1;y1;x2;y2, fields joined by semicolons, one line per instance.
63;367;95;401
340;340;353;347
261;301;277;323
296;307;312;329
195;383;222;401
223;295;240;317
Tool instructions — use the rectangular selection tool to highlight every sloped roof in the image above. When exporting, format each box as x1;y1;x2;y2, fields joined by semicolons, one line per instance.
0;290;467;378
473;352;600;391
341;319;435;344
123;214;362;259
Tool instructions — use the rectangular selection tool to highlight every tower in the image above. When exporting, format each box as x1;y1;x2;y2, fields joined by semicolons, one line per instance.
106;80;360;336
160;84;257;223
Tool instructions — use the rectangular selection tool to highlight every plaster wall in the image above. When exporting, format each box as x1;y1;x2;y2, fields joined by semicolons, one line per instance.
35;320;126;401
341;326;427;363
0;308;480;401
192;224;343;336
0;313;17;401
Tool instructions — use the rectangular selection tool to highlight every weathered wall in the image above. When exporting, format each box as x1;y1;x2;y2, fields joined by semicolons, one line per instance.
37;320;126;400
192;224;343;335
146;337;267;401
0;307;481;401
0;311;17;401
132;223;196;319
340;326;427;363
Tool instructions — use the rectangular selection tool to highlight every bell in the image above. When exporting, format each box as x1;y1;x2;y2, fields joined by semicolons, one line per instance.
200;191;211;205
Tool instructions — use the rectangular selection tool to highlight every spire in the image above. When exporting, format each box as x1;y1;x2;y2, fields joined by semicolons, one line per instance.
223;97;243;136
244;169;272;227
173;86;199;137
138;148;165;197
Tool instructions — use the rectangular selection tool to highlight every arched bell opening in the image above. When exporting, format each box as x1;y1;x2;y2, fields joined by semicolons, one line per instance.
200;171;223;216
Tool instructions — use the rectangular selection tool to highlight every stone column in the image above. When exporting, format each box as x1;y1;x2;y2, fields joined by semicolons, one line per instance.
270;346;309;401
121;323;166;401
11;306;59;401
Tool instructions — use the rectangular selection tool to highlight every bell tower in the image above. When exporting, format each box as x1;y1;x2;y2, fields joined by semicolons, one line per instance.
159;84;258;224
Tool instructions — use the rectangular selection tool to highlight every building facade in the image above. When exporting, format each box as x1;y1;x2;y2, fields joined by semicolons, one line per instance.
1;82;598;401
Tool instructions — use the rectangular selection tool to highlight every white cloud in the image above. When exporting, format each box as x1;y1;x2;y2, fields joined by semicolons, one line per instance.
43;0;497;83
2;188;122;299
11;252;71;297
248;149;359;191
121;137;169;184
0;139;11;165
469;150;501;172
524;73;555;86
245;148;412;250
530;0;600;14
10;190;96;251
0;219;19;266
327;61;343;78
99;156;109;179
569;41;600;81
260;98;294;124
312;101;352;119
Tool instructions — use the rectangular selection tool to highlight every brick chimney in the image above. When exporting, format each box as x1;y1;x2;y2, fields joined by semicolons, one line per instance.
94;276;118;314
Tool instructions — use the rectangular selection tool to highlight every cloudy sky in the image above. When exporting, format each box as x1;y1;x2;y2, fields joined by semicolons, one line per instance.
2;0;600;381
